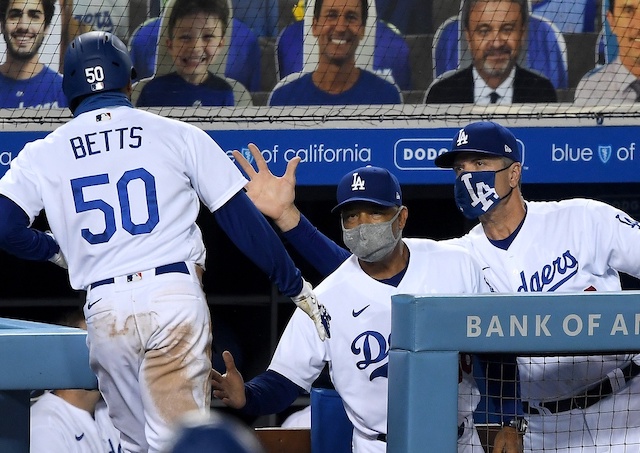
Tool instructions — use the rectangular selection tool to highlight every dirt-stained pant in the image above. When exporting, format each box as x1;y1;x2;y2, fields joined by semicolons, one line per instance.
84;263;211;453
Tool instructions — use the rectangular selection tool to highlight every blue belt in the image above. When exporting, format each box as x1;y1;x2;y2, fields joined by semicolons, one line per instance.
90;262;189;289
375;422;464;443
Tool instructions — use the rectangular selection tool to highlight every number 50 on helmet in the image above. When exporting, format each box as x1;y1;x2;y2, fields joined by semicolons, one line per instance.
62;31;137;111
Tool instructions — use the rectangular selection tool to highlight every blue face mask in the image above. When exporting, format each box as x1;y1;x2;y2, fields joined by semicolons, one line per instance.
454;166;513;219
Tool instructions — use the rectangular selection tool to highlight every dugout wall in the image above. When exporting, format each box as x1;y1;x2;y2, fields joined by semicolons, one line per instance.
389;292;640;452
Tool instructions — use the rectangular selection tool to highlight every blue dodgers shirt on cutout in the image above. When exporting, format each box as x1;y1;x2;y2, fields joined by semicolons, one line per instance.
0;67;67;108
136;72;235;107
268;70;402;106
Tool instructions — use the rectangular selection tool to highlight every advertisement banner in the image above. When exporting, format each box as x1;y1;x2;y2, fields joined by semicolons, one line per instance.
1;125;638;185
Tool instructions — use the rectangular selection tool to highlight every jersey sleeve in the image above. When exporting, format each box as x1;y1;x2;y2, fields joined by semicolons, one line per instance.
268;308;329;392
182;126;247;212
0;196;59;260
586;200;640;278
282;214;351;278
0;143;44;224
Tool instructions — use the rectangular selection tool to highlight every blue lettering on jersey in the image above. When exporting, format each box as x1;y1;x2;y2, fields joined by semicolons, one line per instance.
71;126;143;159
351;331;389;381
517;249;578;292
617;214;640;229
74;11;114;33
107;438;122;453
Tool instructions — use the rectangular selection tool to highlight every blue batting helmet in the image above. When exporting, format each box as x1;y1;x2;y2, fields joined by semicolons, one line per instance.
62;31;136;110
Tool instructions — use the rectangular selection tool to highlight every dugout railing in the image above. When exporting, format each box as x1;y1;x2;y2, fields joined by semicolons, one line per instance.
388;291;640;452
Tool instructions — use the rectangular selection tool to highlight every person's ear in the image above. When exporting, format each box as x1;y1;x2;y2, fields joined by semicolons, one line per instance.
509;163;522;188
397;206;408;230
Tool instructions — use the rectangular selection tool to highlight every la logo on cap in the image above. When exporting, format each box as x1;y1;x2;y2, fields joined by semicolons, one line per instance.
351;172;366;191
456;129;469;147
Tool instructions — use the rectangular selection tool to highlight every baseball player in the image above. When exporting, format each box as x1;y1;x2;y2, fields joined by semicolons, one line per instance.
31;392;121;452
212;165;490;453
30;309;121;453
434;121;640;452
0;31;328;453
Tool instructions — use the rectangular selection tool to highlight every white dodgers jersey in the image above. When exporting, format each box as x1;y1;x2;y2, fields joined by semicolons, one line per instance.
30;392;120;452
0;106;247;290
269;238;488;453
447;199;640;401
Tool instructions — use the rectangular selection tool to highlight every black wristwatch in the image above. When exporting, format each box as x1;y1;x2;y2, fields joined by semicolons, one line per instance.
506;417;528;434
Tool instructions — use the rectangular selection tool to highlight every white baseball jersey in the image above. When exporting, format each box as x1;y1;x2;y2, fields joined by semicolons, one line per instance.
448;199;640;402
94;398;122;453
448;199;640;452
0;106;246;290
269;238;488;453
30;392;121;452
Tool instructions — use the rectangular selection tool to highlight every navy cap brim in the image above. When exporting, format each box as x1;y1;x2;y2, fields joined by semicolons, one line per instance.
434;149;509;168
331;197;399;214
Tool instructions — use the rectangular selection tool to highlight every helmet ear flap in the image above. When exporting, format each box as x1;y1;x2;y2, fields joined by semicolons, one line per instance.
62;31;135;109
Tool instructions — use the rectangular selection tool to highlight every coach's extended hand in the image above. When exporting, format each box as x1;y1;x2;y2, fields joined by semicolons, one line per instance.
211;351;247;409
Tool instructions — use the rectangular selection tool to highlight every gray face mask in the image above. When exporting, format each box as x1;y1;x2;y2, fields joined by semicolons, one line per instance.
341;208;403;262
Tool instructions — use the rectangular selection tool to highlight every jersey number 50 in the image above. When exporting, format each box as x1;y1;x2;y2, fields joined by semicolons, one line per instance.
71;168;159;244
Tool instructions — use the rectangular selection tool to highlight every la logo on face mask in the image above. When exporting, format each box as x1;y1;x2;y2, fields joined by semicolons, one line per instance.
351;172;366;191
460;173;498;211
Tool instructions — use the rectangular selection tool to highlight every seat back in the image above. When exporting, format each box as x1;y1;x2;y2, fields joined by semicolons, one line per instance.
310;388;353;453
432;0;568;89
530;0;598;33
597;0;618;65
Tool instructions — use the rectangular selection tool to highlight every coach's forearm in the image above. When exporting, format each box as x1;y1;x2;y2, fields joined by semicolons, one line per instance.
242;370;304;416
0;195;59;261
282;214;351;278
273;204;301;233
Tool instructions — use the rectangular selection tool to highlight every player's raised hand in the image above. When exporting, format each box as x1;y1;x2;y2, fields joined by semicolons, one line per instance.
232;143;301;232
292;279;331;341
211;351;247;409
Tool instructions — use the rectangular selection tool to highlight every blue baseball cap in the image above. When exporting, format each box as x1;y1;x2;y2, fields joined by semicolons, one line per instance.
332;166;402;213
434;121;521;168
